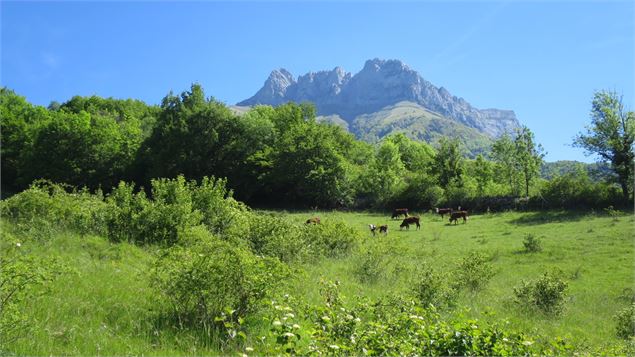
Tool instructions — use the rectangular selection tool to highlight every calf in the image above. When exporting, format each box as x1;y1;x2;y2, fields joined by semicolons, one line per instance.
435;207;453;219
369;224;377;236
449;211;468;225
391;208;409;219
400;216;421;230
379;225;388;236
306;217;321;225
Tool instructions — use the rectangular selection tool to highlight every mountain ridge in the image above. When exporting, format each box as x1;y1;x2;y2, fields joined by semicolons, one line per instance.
238;58;520;138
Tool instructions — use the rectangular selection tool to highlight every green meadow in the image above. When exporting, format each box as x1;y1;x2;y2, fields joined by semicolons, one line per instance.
2;209;633;355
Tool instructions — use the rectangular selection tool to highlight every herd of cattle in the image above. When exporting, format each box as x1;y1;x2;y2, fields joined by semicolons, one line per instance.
305;207;469;236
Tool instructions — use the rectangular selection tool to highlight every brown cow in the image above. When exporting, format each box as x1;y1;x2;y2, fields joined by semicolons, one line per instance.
449;211;468;224
392;208;409;219
400;216;420;230
306;217;321;225
435;207;453;219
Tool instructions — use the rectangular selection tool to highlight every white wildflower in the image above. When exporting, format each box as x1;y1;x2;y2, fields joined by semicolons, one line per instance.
272;320;282;326
16;242;21;247
329;345;340;350
283;332;295;338
245;347;254;352
292;324;300;329
321;316;331;322
522;340;533;346
285;313;295;318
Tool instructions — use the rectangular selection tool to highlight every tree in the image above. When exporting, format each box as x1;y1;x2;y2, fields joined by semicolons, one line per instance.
433;138;463;188
472;154;493;196
574;90;635;201
491;132;520;196
514;126;545;197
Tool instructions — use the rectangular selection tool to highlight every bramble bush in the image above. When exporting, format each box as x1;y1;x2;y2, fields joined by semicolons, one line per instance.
301;219;361;258
257;280;574;356
514;271;568;315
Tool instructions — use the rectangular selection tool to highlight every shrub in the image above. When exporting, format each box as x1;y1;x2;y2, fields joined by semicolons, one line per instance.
0;180;108;238
353;243;388;284
453;251;495;292
615;303;635;339
152;229;289;328
241;213;307;263
514;271;568;315
523;233;542;253
301;220;361;258
411;263;457;308
0;236;68;350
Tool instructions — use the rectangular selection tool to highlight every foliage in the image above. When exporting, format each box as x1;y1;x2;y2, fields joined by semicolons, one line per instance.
514;126;545;197
434;137;464;188
0;235;68;350
353;243;389;284
151;230;289;328
453;251;495;292
574;90;635;201
614;303;635;339
522;233;543;253
513;271;569;315
301;220;361;258
411;262;457;308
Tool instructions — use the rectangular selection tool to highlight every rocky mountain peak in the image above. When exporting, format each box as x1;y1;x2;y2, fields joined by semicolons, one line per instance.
238;59;521;138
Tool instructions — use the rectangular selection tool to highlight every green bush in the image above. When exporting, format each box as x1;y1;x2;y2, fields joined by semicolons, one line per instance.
411;263;457;308
615;303;635;339
0;180;108;238
301;220;361;258
453;251;495;292
514;271;568;315
241;213;307;263
523;233;542;253
151;228;289;328
353;243;388;284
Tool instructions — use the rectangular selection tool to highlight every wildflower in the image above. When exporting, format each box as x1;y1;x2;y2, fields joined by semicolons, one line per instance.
284;306;293;311
285;313;295;318
292;324;300;329
321;316;331;322
273;320;282;326
245;347;254;352
283;332;295;338
346;314;354;320
16;242;21;247
502;338;509;342
329;345;340;350
522;340;533;346
471;325;478;329
354;317;361;323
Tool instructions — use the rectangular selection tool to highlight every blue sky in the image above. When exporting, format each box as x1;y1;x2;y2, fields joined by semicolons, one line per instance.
2;1;633;163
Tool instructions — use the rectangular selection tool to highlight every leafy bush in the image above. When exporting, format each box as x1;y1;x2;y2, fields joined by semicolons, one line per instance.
241;213;307;263
0;180;108;238
258;281;574;356
0;235;68;350
615;303;635;339
151;229;289;328
353;243;389;284
523;233;542;253
411;263;457;308
514;271;568;315
453;251;495;292
301;220;361;258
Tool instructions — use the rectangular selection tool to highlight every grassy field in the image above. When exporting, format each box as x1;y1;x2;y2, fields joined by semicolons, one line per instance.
2;209;634;355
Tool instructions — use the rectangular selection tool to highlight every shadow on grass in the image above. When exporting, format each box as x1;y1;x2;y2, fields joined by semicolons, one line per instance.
508;210;590;226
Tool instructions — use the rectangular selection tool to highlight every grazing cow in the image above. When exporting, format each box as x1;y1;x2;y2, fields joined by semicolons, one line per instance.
306;217;321;225
369;224;377;236
379;225;388;236
435;207;453;219
391;208;409;219
449;211;469;225
400;216;421;230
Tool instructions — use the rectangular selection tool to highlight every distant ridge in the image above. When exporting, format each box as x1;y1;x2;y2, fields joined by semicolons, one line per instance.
238;58;521;139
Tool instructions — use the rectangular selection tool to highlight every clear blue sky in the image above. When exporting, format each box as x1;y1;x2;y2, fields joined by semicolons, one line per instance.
2;1;633;163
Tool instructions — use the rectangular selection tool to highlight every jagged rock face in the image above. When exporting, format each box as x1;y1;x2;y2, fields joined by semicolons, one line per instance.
238;59;520;137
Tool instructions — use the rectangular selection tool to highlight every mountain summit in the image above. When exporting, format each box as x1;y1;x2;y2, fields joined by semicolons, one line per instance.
238;58;520;138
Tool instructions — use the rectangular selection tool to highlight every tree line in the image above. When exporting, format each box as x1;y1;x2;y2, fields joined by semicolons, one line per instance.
1;85;632;209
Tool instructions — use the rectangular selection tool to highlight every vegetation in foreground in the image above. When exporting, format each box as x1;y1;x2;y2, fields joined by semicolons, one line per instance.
1;180;633;355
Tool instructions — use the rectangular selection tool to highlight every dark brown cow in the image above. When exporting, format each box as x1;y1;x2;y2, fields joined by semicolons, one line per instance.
435;207;453;219
306;217;321;225
392;208;409;219
449;211;468;224
379;225;388;235
400;216;420;230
